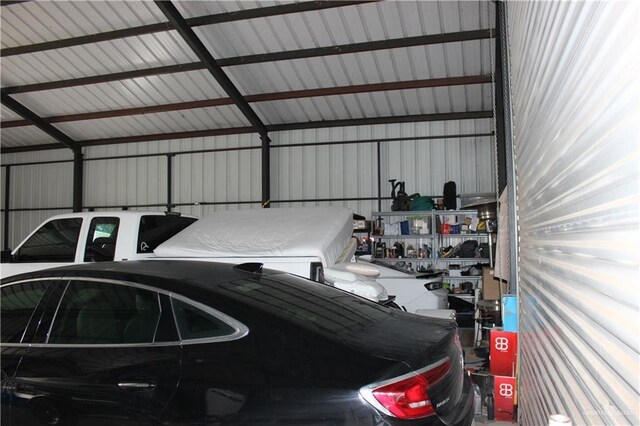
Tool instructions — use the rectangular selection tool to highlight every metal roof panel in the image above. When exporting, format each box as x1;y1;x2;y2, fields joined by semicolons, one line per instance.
10;70;228;116
52;106;251;141
0;126;59;148
0;1;164;48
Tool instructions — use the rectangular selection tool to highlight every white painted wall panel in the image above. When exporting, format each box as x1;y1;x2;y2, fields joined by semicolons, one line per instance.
10;163;73;209
83;156;167;209
507;2;640;425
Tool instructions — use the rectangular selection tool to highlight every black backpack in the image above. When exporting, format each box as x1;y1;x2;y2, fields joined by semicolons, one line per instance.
443;181;457;210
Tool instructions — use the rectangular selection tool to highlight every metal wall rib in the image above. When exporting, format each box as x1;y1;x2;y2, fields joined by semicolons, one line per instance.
507;1;640;425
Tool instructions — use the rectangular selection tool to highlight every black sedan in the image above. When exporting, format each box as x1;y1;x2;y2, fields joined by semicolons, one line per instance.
1;260;474;425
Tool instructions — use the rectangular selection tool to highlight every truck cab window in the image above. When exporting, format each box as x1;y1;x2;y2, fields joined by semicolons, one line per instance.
14;218;82;263
137;215;197;253
84;217;120;262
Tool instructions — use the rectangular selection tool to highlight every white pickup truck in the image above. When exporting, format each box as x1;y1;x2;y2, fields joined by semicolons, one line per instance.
1;208;448;313
1;211;197;280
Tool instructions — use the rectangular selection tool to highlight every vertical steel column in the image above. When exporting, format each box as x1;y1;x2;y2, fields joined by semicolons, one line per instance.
167;154;173;211
73;151;83;212
261;133;271;208
377;141;382;212
497;1;519;290
495;4;508;193
3;165;10;250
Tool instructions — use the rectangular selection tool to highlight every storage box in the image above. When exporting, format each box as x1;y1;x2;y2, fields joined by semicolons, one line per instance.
482;267;508;300
490;329;517;377
502;295;518;332
493;375;516;422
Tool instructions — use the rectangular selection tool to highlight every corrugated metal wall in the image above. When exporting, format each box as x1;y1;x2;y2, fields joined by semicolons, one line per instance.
272;119;494;215
507;1;640;425
1;119;494;248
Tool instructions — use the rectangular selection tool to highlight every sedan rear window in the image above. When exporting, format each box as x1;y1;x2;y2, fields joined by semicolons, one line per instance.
171;298;236;340
220;274;389;336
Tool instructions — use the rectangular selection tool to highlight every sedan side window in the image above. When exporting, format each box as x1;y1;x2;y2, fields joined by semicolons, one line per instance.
48;281;176;345
14;218;82;262
171;298;237;340
1;281;50;343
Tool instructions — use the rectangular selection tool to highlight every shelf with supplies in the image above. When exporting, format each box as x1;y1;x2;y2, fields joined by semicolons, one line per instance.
444;275;482;280
371;211;436;262
437;257;489;262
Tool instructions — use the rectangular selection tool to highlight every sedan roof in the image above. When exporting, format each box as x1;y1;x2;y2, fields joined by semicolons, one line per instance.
1;260;273;291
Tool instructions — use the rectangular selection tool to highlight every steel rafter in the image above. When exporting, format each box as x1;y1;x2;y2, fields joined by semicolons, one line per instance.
0;93;81;152
155;0;267;136
1;75;492;128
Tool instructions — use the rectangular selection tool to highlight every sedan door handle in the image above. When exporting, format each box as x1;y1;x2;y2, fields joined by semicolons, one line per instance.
118;382;156;390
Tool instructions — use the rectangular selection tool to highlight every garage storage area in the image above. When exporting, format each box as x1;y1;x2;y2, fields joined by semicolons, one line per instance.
1;1;638;426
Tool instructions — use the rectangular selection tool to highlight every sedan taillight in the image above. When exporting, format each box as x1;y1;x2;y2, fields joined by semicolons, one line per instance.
360;358;452;419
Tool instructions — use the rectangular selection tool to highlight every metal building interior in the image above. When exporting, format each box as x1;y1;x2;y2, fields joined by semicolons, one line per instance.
0;1;638;425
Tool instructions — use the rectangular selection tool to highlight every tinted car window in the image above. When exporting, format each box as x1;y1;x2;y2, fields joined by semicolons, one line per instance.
84;217;120;262
137;215;197;253
48;280;175;345
219;274;389;335
171;298;236;340
14;218;82;262
1;281;50;343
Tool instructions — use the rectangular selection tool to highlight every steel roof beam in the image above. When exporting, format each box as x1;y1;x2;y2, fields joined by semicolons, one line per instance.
1;111;492;153
155;0;268;136
0;93;81;153
2;75;492;128
0;1;371;57
1;29;492;95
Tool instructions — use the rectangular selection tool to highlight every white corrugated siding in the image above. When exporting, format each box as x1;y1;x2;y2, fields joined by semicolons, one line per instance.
507;1;640;425
171;133;262;215
3;162;74;248
271;119;493;216
83;156;167;209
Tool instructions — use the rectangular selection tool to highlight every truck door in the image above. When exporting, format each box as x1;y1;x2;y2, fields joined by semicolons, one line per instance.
1;218;83;279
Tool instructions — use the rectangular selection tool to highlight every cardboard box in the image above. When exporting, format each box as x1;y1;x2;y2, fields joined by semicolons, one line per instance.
482;267;507;300
494;375;516;422
490;329;518;377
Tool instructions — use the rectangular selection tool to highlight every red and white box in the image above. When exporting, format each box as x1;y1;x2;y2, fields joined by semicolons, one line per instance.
490;329;517;376
494;375;516;422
